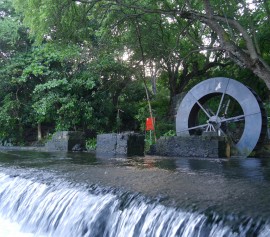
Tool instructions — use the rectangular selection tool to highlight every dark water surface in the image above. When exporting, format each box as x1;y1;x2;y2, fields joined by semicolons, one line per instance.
0;149;270;236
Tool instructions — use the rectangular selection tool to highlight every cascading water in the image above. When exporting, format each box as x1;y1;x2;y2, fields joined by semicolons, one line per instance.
0;172;269;237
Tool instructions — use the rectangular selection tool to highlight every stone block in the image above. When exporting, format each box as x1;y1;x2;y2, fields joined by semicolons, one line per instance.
96;132;145;157
151;136;227;158
45;131;86;152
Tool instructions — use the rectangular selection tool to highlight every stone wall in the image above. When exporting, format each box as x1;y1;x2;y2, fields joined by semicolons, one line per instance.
45;131;86;152
150;135;227;158
96;132;145;157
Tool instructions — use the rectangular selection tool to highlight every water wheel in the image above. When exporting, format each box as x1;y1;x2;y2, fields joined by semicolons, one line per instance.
176;77;267;156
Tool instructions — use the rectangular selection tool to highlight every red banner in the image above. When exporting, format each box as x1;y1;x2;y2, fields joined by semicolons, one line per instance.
145;117;155;131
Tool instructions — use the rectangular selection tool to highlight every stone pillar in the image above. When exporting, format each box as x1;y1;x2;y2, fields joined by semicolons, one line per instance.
150;136;227;158
45;131;86;152
96;132;145;157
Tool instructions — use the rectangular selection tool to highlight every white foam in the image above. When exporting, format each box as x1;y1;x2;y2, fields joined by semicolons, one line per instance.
0;216;35;237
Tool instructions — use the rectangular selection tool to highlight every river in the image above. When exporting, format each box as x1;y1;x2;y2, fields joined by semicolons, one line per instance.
0;149;270;236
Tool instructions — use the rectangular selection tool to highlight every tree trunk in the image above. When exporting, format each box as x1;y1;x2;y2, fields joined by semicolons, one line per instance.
37;122;42;141
176;0;270;90
201;0;270;90
251;62;270;90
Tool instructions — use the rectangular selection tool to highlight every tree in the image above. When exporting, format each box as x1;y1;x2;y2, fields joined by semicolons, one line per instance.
11;0;270;141
0;0;33;143
109;0;270;90
184;0;270;89
0;0;148;144
14;0;265;94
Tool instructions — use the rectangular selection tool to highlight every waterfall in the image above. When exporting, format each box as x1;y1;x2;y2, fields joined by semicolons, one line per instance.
0;172;268;237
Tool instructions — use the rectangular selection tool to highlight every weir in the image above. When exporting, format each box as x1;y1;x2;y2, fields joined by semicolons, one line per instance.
0;150;270;236
0;171;269;237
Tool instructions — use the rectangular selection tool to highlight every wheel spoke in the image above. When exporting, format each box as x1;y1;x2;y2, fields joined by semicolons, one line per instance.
204;105;215;116
218;127;228;137
206;123;216;132
215;92;226;117
216;79;229;117
224;99;231;116
196;101;212;118
190;92;211;118
219;114;246;146
178;123;208;133
221;114;245;123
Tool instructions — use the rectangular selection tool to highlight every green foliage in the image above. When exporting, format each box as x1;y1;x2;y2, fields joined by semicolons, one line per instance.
144;130;156;152
0;94;23;143
34;78;69;92
13;0;99;43
162;130;176;137
86;138;97;150
0;18;20;46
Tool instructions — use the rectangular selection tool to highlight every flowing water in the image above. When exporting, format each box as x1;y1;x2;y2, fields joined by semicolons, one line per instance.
0;149;270;236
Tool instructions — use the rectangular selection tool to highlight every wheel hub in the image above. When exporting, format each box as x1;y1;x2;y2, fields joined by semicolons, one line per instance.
208;116;221;125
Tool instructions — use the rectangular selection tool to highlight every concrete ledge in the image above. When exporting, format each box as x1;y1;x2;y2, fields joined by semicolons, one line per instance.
150;136;227;158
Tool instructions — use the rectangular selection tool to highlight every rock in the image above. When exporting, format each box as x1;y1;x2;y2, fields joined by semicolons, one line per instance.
72;144;84;152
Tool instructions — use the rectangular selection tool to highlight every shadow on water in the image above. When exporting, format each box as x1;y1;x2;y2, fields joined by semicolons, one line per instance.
100;155;270;182
0;150;98;167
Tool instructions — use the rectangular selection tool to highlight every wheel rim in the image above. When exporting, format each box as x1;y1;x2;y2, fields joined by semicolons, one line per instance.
176;77;267;156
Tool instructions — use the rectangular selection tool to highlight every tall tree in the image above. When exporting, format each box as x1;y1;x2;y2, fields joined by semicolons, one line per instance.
111;0;270;89
14;0;268;90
